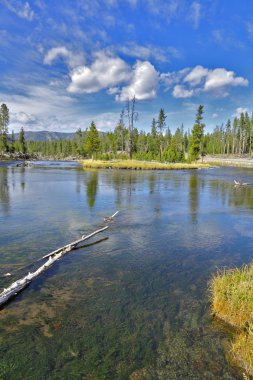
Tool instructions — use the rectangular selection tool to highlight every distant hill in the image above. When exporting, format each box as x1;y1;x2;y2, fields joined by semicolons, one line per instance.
9;130;105;141
11;131;77;141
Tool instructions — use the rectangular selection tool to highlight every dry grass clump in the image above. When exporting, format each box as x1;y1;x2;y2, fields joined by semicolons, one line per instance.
210;264;253;376
81;159;210;170
210;264;253;328
231;331;253;377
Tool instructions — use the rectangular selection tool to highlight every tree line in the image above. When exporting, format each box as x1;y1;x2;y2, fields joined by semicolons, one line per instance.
1;100;253;162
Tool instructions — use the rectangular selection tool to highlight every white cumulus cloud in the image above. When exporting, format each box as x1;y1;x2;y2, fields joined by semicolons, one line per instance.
116;61;159;101
93;112;120;130
184;65;208;86
12;111;36;124
204;68;248;92
67;52;159;102
67;51;131;94
234;107;249;118
162;65;248;98
173;85;194;98
44;46;85;68
160;68;190;90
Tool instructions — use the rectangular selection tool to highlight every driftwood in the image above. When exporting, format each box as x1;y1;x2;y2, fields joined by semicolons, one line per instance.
0;211;119;308
41;226;108;260
234;179;249;186
104;210;119;222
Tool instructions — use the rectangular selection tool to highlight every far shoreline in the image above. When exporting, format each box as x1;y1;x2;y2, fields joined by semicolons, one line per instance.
203;155;253;167
2;154;253;169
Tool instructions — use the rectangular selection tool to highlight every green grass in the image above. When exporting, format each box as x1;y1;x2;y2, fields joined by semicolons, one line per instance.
81;159;210;170
210;264;253;376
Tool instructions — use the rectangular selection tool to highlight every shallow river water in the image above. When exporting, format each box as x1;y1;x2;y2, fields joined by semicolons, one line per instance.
0;161;253;380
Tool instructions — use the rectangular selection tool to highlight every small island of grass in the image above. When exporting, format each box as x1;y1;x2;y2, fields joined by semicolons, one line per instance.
81;159;210;170
210;264;253;377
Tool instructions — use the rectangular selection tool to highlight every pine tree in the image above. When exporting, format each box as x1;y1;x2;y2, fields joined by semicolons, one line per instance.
75;128;85;156
250;114;253;156
239;113;245;155
10;130;15;153
18;127;26;154
0;103;9;154
149;118;159;158
232;117;238;154
157;108;167;161
84;121;100;159
188;105;205;162
114;110;126;154
125;96;138;159
225;119;231;154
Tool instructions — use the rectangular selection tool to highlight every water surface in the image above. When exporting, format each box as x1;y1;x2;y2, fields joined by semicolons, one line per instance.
1;161;253;379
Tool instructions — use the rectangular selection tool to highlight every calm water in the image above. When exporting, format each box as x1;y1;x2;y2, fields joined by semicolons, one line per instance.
0;161;253;380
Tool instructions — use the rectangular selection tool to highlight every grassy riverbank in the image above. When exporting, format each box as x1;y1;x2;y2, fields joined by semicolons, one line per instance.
210;264;253;377
81;159;210;170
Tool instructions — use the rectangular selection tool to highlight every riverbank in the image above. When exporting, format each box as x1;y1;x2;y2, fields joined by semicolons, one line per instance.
3;154;253;168
81;159;210;170
204;155;253;167
0;152;35;161
210;264;253;377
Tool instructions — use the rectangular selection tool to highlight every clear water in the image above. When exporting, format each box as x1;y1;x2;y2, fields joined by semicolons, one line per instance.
0;161;253;379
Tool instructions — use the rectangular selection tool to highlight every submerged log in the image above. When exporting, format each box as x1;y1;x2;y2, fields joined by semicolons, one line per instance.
0;212;119;308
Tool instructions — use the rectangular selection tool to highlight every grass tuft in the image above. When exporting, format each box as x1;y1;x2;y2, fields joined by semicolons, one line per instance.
81;159;210;170
210;264;253;376
231;332;253;377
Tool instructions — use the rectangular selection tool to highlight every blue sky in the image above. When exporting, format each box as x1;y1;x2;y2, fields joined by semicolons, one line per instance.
1;0;253;133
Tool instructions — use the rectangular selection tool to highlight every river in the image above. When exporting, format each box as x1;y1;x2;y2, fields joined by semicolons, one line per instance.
0;161;252;379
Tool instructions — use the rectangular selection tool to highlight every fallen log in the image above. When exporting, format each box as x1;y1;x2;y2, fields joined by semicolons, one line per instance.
41;226;108;260
234;179;249;186
0;211;119;308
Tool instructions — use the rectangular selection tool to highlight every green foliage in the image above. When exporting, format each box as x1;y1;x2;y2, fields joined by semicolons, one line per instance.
18;127;26;154
166;134;185;163
157;109;167;161
0;104;9;134
2;102;253;161
84;121;100;159
10;130;15;153
188;105;205;162
0;104;9;154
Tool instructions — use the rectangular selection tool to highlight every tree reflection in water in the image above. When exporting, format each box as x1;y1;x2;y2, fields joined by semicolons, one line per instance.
86;171;98;209
0;167;10;214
